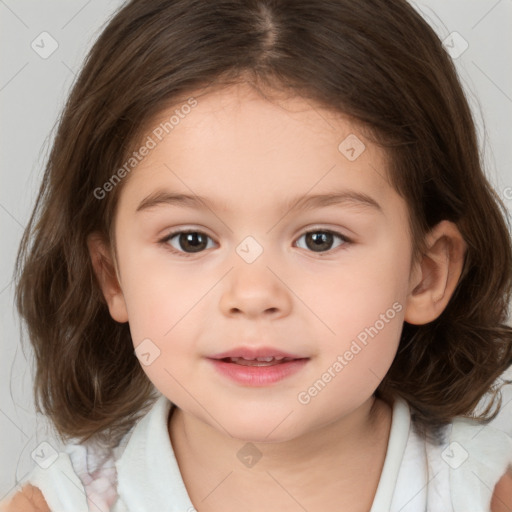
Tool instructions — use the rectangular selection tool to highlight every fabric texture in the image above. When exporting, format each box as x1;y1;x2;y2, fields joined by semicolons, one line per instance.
8;393;512;512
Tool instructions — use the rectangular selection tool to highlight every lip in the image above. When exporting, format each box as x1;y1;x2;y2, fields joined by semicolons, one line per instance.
207;346;309;386
210;346;305;360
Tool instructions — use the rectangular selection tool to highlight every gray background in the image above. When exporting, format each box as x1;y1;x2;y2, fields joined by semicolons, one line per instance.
1;0;511;501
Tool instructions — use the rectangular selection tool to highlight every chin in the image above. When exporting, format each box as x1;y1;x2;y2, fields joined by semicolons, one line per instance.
214;409;307;444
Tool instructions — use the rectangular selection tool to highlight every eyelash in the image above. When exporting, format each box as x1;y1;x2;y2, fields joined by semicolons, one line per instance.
158;228;353;258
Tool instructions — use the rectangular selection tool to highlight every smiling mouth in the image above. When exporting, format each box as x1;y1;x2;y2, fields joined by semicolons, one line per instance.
209;352;309;385
221;356;298;366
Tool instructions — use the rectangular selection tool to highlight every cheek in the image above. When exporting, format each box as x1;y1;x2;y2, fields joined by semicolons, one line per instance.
120;245;210;339
311;242;409;342
296;284;404;424
115;233;230;389
302;234;409;390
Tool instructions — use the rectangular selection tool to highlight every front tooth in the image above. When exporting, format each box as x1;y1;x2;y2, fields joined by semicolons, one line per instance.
256;357;274;362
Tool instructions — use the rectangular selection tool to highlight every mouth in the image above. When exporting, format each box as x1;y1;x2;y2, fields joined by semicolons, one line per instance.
218;356;299;367
208;347;309;386
209;346;308;364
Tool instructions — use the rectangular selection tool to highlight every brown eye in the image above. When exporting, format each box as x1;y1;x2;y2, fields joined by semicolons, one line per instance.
163;230;214;255
295;230;350;253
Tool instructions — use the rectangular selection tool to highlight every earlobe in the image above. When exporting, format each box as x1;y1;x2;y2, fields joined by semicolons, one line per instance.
87;232;129;323
404;220;467;325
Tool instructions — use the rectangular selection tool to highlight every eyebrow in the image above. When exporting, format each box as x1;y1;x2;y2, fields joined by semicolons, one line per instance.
135;188;383;215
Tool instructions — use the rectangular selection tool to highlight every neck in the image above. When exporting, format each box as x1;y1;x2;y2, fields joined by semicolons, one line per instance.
168;396;393;512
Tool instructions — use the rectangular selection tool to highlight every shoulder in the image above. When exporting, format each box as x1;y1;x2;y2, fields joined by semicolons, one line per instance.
449;415;512;465
491;469;512;512
448;418;512;511
0;484;50;512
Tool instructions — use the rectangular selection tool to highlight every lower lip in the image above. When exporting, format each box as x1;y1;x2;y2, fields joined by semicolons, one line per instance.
208;358;309;386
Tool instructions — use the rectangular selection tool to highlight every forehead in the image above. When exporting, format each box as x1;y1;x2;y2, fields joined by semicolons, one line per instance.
118;82;400;218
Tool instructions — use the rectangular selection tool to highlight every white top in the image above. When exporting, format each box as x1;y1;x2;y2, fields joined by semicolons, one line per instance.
8;393;512;512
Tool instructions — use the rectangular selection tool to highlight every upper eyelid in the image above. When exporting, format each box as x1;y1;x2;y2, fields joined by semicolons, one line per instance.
162;226;350;237
161;227;352;245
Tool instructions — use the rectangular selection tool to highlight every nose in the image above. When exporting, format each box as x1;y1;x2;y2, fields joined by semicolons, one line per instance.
219;260;293;319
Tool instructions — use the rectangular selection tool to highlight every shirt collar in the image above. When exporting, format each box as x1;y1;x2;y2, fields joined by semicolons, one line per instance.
115;394;194;511
115;393;410;511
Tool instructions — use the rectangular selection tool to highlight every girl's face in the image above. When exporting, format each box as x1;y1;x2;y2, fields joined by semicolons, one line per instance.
105;82;420;441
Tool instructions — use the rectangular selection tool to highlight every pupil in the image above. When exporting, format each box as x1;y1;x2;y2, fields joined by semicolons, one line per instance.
307;232;332;252
181;232;206;252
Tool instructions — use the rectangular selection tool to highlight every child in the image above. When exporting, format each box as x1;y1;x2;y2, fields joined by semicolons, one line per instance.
3;0;512;510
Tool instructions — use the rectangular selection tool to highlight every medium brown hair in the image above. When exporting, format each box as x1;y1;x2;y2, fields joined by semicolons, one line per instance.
14;0;512;450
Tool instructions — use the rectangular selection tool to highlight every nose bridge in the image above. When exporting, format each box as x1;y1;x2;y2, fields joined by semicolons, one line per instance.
219;234;292;318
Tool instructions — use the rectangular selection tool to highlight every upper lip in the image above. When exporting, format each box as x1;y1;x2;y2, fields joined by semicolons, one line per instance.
209;346;307;360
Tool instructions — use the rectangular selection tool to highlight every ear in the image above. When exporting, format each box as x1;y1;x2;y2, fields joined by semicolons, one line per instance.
87;232;129;323
404;220;467;325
